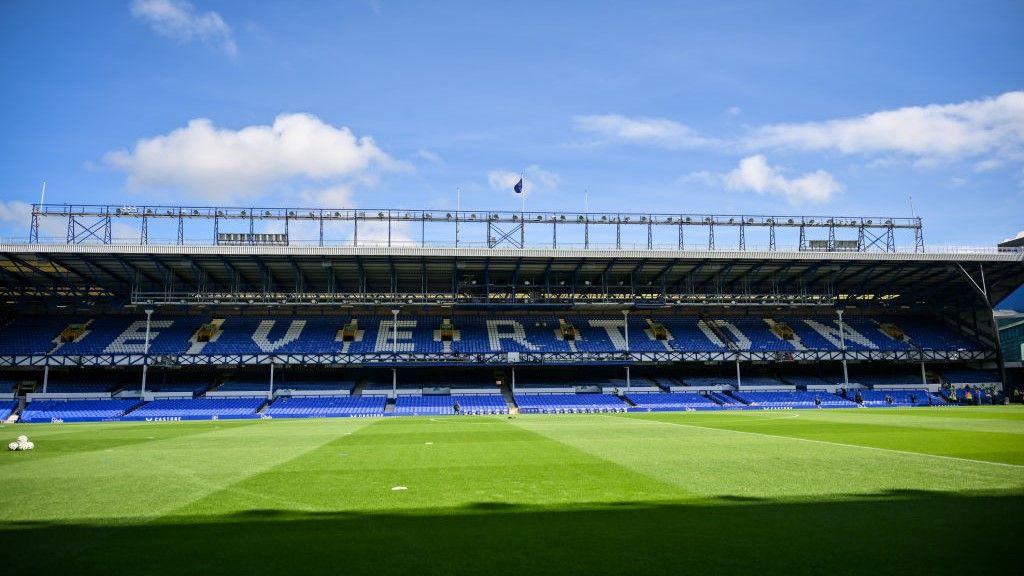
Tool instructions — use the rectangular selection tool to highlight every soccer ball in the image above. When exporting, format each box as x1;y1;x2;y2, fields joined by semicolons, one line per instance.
8;442;18;451
16;435;27;443
24;442;34;450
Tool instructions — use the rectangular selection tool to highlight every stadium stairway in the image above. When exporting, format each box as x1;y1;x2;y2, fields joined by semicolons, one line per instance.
351;379;368;396
716;391;746;405
121;402;146;417
499;381;519;414
384;398;396;413
4;399;22;423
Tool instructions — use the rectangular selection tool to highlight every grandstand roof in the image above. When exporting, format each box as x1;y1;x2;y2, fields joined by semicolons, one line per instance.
2;243;1022;308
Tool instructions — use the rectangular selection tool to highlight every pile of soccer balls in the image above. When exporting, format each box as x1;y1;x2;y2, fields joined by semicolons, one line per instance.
8;435;34;451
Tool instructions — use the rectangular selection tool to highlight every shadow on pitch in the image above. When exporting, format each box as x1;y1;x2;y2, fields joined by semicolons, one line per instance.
2;488;1021;576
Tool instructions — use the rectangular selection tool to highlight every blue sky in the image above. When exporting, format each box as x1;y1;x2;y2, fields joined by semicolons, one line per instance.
0;0;1022;247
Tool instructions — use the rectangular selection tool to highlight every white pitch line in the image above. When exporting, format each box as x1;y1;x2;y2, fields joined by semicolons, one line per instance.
625;414;1024;469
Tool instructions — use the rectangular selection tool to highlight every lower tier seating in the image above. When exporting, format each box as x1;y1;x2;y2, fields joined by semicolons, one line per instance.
732;390;855;407
394;395;457;415
625;392;723;410
122;397;265;420
20;399;141;423
453;395;508;414
514;393;626;414
264;396;385;418
0;400;18;421
856;389;944;406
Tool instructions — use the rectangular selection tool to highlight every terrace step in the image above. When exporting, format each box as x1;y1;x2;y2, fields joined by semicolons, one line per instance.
121;401;147;416
256;398;274;414
351;379;368;397
384;398;395;413
499;381;518;413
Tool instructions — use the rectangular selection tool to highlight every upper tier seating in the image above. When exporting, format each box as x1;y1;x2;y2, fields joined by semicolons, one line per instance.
20;399;141;422
0;316;78;355
57;316;210;355
0;314;985;356
122;397;264;420
264;396;385;418
514;393;626;414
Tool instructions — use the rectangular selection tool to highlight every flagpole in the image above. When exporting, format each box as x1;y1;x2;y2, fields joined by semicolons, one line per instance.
456;186;461;247
520;170;526;214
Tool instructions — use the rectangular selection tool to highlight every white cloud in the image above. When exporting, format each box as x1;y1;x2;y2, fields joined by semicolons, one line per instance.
414;149;443;165
296;185;355;208
723;155;841;205
0;201;32;240
487;165;560;194
572;114;719;149
104;113;399;202
679;155;841;204
131;0;237;57
0;200;66;241
727;106;742;117
746;91;1024;163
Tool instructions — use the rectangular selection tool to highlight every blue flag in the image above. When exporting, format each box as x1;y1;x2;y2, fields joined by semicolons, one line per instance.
514;178;523;194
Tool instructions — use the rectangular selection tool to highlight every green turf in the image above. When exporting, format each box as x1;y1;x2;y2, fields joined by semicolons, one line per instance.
1;407;1022;575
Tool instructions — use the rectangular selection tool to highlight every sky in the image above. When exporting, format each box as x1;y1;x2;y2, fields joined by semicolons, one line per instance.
0;0;1022;249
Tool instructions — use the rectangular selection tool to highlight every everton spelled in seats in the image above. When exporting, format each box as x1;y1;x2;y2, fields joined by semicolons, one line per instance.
0;314;984;356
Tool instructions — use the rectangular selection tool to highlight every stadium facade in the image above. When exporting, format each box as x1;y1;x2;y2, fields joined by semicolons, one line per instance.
1;203;1023;422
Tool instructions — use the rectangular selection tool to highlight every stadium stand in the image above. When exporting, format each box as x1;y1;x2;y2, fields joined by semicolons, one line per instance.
20;399;141;423
0;399;18;421
515;394;627;414
855;389;945;407
394;395;457;415
1;203;1020;425
264;396;385;418
731;390;856;408
453;395;508;414
121;397;265;420
0;313;989;356
625;392;725;411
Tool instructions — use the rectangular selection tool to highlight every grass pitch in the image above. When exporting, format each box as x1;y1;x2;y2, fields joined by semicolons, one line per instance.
1;407;1022;575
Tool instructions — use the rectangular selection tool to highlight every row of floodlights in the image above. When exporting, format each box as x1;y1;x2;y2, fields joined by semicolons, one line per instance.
101;207;891;227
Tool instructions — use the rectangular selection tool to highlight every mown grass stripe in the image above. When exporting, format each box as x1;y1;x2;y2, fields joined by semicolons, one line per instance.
623;413;1024;469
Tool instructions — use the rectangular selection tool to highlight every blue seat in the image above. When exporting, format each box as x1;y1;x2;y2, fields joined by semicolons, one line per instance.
21;399;141;423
